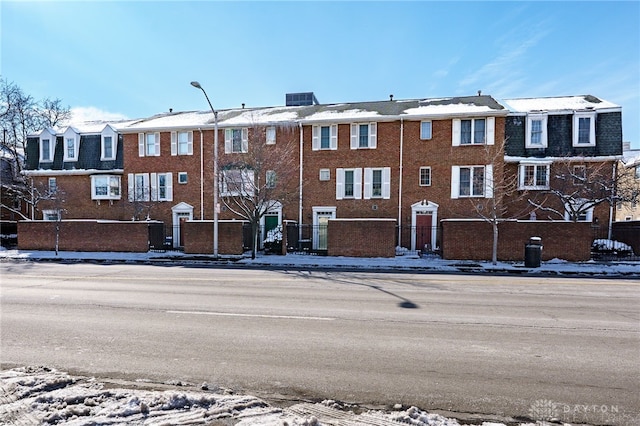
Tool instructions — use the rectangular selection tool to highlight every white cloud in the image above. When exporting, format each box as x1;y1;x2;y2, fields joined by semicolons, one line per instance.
69;106;128;123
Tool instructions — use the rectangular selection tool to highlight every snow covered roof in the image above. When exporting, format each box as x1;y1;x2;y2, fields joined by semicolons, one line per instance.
622;148;640;167
119;95;507;131
501;95;620;114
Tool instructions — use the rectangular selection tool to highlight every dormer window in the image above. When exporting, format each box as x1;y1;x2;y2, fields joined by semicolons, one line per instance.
101;125;117;161
573;112;596;147
39;129;56;163
526;113;548;148
63;127;79;162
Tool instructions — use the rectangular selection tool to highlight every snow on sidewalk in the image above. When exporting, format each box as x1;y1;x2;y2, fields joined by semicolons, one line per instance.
0;366;526;426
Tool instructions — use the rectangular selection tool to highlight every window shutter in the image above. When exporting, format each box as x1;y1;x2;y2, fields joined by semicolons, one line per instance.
154;132;161;156
382;167;391;199
187;131;193;155
150;173;158;201
369;123;377;149
330;124;338;150
127;173;134;201
242;128;249;153
486;117;495;145
350;124;358;149
171;132;177;155
363;168;372;200
312;126;319;150
485;165;494;198
138;133;145;157
354;168;362;199
451;166;460;199
452;120;461;146
166;172;173;201
224;129;232;153
336;168;344;200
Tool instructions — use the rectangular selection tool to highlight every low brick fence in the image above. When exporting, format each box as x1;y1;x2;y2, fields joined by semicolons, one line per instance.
182;220;245;255
17;220;155;252
441;220;593;262
328;219;396;258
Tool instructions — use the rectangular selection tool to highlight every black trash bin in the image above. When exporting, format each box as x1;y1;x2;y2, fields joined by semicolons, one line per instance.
524;236;542;268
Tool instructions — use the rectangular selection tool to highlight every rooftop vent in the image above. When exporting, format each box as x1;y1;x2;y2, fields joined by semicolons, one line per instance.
286;92;319;106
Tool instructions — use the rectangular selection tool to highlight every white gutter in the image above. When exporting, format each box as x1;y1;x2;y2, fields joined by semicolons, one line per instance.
504;155;622;163
397;117;404;245
298;122;304;241
22;169;124;176
198;129;204;220
609;161;617;239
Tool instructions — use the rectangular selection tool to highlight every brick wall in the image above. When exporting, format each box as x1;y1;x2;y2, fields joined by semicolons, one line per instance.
17;220;152;252
182;220;245;255
441;219;593;261
327;219;396;257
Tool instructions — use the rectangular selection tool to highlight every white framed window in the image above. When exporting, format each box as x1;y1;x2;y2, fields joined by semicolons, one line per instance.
518;163;550;190
573;112;596;147
420;121;432;140
138;132;161;157
221;169;255;196
101;125;117;161
63;128;79;162
42;209;60;221
336;168;362;200
319;169;330;181
266;170;276;189
564;199;594;222
350;122;377;149
178;172;188;184
128;173;150;201
39;129;56;163
266;126;276;145
364;167;391;199
91;175;121;200
635;166;640;180
419;167;431;186
452;117;495;146
451;165;493;199
171;131;193;156
224;128;248;153
526;114;548;148
152;172;173;201
312;124;338;150
48;177;57;194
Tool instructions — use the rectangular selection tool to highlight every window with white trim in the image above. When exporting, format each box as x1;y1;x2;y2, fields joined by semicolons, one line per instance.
573;165;586;185
419;167;431;186
336;168;362;199
518;164;549;190
154;172;173;201
420;121;432;140
452;117;495;146
178;172;188;184
266;126;276;145
42;209;60;221
63;128;79;162
319;169;330;181
312;124;338;150
128;173;150;201
171;131;193;155
91;175;121;200
221;169;255;196
224;128;248;153
451;165;493;198
635;166;640;180
350;123;377;149
48;177;57;194
364;167;391;199
526;114;548;148
564;199;594;222
40;137;54;162
101;126;117;160
573;112;596;146
138;132;161;157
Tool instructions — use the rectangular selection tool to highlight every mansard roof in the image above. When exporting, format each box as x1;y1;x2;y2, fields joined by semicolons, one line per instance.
501;95;621;114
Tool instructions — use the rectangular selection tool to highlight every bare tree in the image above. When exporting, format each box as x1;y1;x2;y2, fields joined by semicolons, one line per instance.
217;122;299;259
465;139;528;264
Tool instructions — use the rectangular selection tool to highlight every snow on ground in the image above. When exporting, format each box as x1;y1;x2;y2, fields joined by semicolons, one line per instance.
0;366;526;426
1;247;639;277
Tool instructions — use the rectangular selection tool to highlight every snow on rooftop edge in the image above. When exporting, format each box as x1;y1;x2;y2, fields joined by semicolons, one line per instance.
501;95;619;112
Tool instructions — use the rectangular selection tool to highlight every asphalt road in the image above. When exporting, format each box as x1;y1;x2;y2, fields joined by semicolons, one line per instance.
1;261;639;424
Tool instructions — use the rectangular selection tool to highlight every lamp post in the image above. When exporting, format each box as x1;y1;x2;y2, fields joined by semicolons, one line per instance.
191;81;219;258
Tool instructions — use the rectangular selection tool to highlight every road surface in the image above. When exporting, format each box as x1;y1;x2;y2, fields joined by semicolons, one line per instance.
1;262;639;424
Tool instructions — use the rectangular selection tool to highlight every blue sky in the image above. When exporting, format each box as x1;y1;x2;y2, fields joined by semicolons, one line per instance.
2;1;639;147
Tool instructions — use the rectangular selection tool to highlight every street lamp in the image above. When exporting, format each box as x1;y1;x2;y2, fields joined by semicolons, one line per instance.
191;81;219;258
